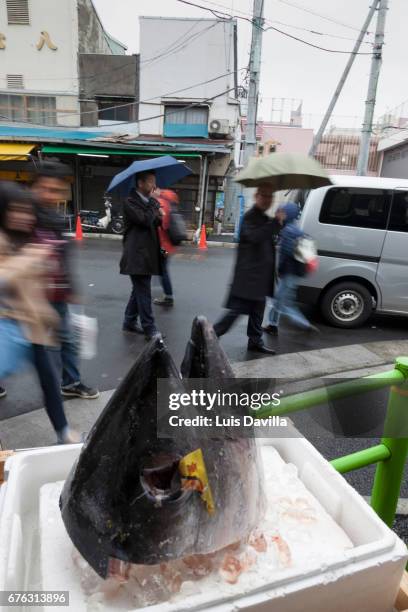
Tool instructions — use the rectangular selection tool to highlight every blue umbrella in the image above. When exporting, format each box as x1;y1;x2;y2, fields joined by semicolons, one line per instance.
107;155;193;196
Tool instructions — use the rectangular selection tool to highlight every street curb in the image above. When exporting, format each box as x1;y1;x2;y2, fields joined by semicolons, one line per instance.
0;344;403;451
66;233;237;248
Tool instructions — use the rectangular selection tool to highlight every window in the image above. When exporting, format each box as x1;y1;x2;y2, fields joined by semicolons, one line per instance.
0;94;56;125
319;188;390;229
164;105;208;137
26;96;56;125
6;0;30;24
388;192;408;233
98;100;135;123
7;74;24;89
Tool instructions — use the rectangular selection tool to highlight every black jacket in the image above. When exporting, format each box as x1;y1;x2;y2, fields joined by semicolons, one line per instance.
226;206;279;307
120;192;162;276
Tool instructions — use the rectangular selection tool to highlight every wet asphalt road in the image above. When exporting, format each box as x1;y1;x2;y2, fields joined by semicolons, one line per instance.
2;240;407;421
1;241;408;535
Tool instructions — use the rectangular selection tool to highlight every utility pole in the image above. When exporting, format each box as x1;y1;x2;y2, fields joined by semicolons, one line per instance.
309;1;379;157
357;0;389;175
243;0;265;164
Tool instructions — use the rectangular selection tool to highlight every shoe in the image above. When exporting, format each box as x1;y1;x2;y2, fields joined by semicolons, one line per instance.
154;296;174;307
262;324;279;336
145;331;166;341
247;341;276;355
122;322;144;334
0;387;6;398
61;383;100;399
57;427;87;445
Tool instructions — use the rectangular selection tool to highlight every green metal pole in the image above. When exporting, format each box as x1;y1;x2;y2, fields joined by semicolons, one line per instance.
255;368;404;419
331;444;390;474
371;357;408;527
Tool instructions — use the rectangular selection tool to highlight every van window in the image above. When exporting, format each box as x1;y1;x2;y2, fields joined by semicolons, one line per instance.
388;192;408;232
319;188;389;229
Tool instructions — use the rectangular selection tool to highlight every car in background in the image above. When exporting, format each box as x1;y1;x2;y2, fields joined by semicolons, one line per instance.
296;175;408;328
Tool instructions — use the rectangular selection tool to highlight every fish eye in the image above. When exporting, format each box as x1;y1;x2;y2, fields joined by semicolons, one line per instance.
140;454;190;504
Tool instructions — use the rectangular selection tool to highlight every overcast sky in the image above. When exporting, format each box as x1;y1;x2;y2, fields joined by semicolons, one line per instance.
93;0;407;130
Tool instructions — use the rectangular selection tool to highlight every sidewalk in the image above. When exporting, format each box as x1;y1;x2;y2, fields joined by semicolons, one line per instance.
1;338;407;450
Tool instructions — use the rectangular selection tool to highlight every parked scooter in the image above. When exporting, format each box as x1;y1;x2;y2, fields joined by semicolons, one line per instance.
79;197;124;234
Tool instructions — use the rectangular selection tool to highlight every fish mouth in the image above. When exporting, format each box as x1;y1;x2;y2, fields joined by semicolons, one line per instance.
140;454;190;504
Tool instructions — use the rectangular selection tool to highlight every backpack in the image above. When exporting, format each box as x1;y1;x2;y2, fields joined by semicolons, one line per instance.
168;203;188;246
293;235;319;277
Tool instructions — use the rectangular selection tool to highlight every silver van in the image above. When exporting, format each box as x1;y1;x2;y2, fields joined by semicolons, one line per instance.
296;175;408;328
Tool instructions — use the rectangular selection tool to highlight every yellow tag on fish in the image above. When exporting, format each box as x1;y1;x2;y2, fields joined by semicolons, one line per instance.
179;448;215;515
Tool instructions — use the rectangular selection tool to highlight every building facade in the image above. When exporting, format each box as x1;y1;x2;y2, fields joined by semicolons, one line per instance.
0;0;136;128
138;17;240;229
378;132;408;179
315;128;380;176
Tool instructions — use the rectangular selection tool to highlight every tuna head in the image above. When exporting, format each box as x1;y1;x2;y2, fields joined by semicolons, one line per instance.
181;315;234;380
60;322;264;579
180;315;266;550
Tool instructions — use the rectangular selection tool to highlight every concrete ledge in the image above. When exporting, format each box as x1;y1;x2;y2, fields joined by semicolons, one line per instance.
2;338;406;450
232;344;387;381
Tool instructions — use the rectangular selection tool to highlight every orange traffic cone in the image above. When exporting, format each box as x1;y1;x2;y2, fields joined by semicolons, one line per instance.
198;224;207;250
75;215;83;241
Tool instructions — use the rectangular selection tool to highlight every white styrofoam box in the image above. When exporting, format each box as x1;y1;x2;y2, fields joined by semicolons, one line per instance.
0;434;406;612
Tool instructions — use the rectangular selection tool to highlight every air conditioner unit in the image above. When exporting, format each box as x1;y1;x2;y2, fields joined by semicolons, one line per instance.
209;118;230;137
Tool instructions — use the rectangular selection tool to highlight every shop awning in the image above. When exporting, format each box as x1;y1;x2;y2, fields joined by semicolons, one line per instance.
41;145;201;158
0;143;36;161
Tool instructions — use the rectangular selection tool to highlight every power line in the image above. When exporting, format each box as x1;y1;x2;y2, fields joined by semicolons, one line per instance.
276;0;373;34
264;23;372;54
196;0;374;43
0;68;246;126
141;22;219;67
175;0;373;54
140;19;201;64
5;60;138;83
176;0;231;19
0;23;214;84
267;20;373;44
136;86;237;126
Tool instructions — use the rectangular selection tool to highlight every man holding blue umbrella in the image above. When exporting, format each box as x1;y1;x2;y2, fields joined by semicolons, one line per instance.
107;156;192;341
120;170;164;340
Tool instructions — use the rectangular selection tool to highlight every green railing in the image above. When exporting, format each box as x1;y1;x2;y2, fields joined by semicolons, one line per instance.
255;356;408;529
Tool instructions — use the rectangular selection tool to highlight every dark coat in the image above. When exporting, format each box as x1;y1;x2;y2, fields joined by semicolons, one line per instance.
119;192;162;276
225;206;279;311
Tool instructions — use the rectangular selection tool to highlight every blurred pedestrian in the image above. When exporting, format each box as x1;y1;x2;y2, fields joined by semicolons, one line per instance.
120;171;165;340
153;188;179;307
265;202;318;334
214;184;281;354
31;161;99;400
0;182;83;443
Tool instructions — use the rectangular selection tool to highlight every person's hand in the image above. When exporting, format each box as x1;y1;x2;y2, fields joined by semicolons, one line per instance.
275;209;285;225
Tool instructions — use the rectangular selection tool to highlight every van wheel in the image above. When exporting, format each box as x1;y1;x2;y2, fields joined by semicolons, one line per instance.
321;282;373;328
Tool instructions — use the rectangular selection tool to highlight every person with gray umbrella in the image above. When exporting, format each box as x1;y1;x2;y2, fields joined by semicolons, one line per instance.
214;184;281;353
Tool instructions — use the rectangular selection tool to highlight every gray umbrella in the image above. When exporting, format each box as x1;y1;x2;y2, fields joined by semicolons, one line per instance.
235;152;332;190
